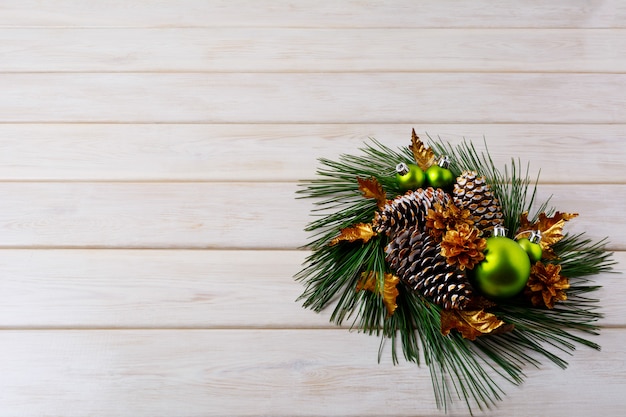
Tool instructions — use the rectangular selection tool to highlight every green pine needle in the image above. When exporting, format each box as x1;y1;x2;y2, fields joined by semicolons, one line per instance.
428;135;551;234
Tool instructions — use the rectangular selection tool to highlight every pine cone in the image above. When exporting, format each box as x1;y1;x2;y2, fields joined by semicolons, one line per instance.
374;187;449;236
425;200;474;242
453;171;504;233
440;223;486;270
385;226;474;310
525;262;570;309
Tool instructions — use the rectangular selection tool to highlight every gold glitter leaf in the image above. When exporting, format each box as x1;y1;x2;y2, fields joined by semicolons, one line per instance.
357;272;400;316
518;211;578;258
357;176;387;209
536;211;578;248
329;223;376;246
411;128;436;171
441;309;513;341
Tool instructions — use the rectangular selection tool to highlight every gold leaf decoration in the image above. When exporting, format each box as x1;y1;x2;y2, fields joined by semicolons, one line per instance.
411;128;436;171
535;211;578;247
329;223;376;246
356;271;400;316
441;309;513;341
525;262;570;309
357;176;387;209
518;211;578;258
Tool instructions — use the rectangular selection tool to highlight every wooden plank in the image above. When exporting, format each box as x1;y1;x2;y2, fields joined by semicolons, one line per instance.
2;28;624;72
0;328;623;416
0;249;331;328
0;182;308;249
0;249;622;329
1;73;625;124
0;123;624;183
0;182;623;250
1;0;625;28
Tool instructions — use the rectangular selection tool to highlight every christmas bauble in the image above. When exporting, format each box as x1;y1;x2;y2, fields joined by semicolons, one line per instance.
396;163;425;191
517;238;543;263
425;165;455;189
471;236;531;298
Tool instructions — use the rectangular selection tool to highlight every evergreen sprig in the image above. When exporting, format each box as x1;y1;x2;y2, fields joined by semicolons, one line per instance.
428;135;551;234
295;136;613;414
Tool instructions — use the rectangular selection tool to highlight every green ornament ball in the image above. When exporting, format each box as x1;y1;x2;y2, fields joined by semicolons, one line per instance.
472;236;531;298
396;163;425;191
517;238;543;263
425;165;455;189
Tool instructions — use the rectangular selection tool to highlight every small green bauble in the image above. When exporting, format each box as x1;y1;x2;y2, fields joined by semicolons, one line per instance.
425;165;455;189
517;238;543;263
395;163;425;191
472;236;531;298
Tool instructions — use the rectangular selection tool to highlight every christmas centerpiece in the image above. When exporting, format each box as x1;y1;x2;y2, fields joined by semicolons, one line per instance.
295;130;614;414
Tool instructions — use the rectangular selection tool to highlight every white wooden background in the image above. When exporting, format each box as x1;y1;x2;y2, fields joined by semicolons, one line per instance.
1;1;625;416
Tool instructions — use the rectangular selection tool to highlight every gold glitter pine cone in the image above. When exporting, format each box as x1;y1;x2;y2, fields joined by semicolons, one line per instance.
426;200;474;242
525;262;570;309
440;223;487;271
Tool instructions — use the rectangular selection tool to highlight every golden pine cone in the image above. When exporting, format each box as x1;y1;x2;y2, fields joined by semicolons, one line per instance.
426;200;474;241
525;262;570;309
440;223;486;270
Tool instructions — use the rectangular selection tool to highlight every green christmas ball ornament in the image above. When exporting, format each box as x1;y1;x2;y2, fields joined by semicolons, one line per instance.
517;231;543;263
472;227;531;299
395;162;425;191
425;155;455;189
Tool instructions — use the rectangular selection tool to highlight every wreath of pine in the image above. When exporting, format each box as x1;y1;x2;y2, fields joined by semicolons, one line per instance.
295;130;614;414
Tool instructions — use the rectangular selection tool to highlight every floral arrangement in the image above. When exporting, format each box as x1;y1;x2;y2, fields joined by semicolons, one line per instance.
295;130;614;414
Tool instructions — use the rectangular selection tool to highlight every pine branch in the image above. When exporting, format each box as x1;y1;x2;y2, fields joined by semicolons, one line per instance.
427;135;551;234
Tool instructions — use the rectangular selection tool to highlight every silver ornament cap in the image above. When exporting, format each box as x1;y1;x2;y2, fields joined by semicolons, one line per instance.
396;162;409;175
493;225;508;237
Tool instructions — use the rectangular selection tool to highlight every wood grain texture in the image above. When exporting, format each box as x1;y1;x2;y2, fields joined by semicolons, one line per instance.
0;182;623;250
0;182;308;249
0;249;332;328
1;0;625;28
2;28;624;72
0;329;624;417
1;73;625;123
0;249;622;329
1;1;624;416
0;123;624;182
